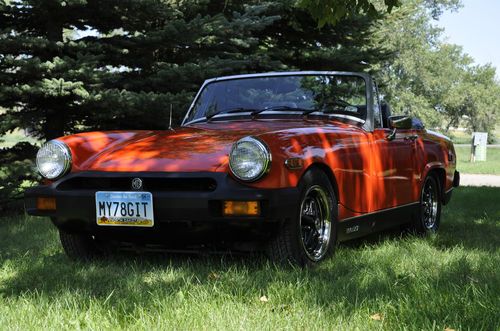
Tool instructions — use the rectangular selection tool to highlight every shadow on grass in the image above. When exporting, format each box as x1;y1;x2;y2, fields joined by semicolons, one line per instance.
342;186;500;252
0;187;498;328
435;186;500;251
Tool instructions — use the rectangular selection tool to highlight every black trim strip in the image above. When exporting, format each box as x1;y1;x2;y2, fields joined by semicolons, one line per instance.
341;201;419;222
337;202;419;242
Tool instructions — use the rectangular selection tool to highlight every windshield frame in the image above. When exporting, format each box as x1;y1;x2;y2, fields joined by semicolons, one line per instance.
181;71;375;132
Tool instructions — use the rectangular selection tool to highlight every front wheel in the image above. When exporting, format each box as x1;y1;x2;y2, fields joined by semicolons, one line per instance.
59;231;101;261
412;174;442;234
267;169;337;267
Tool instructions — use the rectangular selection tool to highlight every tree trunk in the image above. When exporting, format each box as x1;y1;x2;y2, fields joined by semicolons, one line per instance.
43;7;65;140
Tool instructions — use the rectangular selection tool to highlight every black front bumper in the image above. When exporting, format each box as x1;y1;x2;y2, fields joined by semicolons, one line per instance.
443;170;460;205
25;172;300;238
453;170;460;188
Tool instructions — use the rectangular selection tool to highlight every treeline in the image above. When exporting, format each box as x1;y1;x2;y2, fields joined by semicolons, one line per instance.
376;0;500;136
0;0;498;208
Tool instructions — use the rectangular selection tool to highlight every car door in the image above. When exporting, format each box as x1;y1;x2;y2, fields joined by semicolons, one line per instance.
369;84;417;210
371;127;417;210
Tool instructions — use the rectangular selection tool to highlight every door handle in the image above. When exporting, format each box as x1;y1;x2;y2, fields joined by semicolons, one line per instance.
404;134;419;141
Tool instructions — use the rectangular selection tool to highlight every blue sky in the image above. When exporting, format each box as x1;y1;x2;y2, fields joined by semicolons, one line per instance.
438;0;500;73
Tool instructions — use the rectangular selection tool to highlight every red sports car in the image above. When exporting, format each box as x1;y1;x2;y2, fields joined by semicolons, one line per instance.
25;71;460;266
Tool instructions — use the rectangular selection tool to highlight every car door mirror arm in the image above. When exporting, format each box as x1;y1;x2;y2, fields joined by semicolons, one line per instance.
386;128;397;141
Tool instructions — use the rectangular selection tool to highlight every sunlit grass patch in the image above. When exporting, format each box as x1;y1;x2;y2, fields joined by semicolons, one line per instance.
0;187;498;330
455;146;500;175
0;129;40;149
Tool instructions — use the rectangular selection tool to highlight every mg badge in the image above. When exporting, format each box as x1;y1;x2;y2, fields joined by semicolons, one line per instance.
131;178;143;190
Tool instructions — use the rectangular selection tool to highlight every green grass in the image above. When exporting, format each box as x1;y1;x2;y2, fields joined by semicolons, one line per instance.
455;146;500;175
448;124;500;144
0;129;40;149
0;187;499;330
448;130;472;144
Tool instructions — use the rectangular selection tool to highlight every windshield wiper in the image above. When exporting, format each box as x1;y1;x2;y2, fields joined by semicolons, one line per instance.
301;108;320;116
250;105;313;116
205;107;258;121
302;100;356;116
205;105;317;121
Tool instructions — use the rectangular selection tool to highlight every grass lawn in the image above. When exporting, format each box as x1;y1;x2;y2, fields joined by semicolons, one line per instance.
0;129;39;149
0;187;499;330
455;146;500;175
448;124;500;145
448;130;472;145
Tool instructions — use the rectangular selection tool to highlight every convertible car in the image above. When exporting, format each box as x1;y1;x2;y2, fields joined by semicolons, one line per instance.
25;71;460;266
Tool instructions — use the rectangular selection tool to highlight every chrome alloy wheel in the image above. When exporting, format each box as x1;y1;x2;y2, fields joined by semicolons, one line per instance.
299;185;332;262
421;178;438;230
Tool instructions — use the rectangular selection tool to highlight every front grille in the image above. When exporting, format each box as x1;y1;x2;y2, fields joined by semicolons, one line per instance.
57;176;217;192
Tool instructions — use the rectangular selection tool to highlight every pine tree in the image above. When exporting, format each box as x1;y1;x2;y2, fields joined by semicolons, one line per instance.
0;0;387;208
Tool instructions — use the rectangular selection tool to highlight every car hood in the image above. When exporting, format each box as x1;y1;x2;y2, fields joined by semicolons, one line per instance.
59;119;361;173
60;128;240;172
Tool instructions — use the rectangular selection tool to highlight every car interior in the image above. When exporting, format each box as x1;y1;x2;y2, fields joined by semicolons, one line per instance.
381;102;391;128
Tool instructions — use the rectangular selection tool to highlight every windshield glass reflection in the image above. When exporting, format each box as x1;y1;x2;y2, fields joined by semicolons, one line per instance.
186;75;367;123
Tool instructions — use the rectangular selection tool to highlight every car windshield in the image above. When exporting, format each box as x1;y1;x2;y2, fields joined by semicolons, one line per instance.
185;74;367;123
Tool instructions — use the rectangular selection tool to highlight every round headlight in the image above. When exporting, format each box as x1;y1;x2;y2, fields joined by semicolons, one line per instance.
36;140;72;179
229;137;271;181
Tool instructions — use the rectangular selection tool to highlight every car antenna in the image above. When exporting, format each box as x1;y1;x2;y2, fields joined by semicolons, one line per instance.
168;104;175;132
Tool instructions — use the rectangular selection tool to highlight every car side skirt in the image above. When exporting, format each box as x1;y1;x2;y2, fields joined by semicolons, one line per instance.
337;202;419;242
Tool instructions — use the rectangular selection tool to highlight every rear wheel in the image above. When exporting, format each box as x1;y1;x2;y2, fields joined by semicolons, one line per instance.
59;231;101;261
267;169;337;267
412;174;441;234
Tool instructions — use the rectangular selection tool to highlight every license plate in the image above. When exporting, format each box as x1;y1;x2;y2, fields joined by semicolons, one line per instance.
95;191;154;227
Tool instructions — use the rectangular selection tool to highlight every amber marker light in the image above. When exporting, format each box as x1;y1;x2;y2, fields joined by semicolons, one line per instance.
285;157;304;170
37;197;56;211
223;201;260;216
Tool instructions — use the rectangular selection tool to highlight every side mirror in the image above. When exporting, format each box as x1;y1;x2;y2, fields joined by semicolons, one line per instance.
389;115;412;130
386;115;412;141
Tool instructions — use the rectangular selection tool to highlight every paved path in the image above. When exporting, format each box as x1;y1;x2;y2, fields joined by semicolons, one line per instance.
460;174;500;187
455;144;500;148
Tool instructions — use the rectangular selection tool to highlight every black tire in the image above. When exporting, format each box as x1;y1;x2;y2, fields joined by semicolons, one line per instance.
267;168;338;267
59;231;101;261
412;174;442;234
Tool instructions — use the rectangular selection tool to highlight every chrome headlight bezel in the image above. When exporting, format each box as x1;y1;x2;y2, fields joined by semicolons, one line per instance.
229;136;271;182
36;140;72;180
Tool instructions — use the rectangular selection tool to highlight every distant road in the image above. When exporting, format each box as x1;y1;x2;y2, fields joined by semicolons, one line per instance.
454;144;500;148
460;174;500;187
453;144;500;148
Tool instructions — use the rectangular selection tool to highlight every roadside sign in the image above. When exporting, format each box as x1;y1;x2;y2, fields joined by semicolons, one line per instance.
471;132;488;162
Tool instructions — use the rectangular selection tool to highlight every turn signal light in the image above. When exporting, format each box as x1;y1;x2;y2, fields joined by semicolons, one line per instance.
285;157;304;170
223;201;260;216
37;197;56;211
